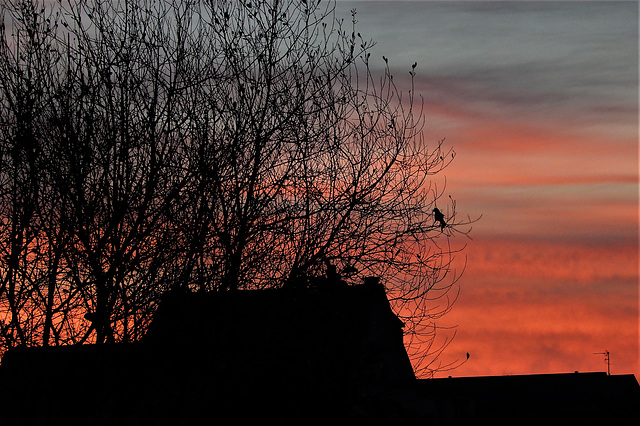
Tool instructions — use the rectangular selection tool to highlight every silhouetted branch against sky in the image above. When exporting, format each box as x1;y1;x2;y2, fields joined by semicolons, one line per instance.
331;1;638;378
0;0;477;376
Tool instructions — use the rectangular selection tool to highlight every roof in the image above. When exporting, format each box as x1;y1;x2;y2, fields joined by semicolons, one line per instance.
414;372;640;424
144;281;415;384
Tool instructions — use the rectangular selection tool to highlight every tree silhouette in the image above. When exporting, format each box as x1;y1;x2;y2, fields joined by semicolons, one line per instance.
0;0;475;376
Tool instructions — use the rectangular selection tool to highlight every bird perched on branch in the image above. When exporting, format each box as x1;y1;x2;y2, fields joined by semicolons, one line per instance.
433;208;447;230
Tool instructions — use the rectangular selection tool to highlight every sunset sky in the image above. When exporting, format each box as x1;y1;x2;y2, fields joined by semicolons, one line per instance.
336;0;639;378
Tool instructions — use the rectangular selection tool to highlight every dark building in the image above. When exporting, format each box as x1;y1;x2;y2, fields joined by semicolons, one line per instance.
143;280;415;385
0;282;417;425
0;282;638;425
416;372;640;425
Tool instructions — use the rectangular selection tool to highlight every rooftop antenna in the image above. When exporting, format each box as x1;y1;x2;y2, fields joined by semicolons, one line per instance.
593;350;610;375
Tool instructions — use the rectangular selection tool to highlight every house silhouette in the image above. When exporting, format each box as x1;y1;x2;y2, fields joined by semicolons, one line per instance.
416;372;640;425
0;281;638;425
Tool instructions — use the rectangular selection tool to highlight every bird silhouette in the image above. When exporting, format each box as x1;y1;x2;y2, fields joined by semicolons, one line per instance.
466;352;470;360
433;208;447;230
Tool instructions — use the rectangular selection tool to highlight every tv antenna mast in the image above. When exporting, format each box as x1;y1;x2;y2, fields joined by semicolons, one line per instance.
593;350;610;375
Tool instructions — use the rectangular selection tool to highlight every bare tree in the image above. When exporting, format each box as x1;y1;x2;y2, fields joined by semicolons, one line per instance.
0;0;61;350
0;0;475;376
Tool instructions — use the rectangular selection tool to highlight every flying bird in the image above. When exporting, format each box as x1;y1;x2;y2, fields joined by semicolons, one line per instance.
433;208;447;230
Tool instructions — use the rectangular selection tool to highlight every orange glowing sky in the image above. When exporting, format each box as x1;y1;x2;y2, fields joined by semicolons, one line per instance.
338;1;639;378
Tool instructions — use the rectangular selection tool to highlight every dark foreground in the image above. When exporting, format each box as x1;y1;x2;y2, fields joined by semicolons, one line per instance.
1;283;638;425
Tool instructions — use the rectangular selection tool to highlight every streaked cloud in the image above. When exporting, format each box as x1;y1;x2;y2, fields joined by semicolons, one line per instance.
338;1;638;378
444;238;638;376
